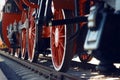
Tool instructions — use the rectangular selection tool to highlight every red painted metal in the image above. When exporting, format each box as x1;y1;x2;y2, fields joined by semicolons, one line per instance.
1;0;93;72
14;0;25;11
42;27;51;38
21;0;50;38
51;9;65;68
53;0;74;10
27;7;36;61
22;0;39;8
2;13;21;47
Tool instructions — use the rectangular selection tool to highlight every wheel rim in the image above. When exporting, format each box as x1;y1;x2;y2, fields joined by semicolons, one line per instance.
51;9;66;70
21;29;27;59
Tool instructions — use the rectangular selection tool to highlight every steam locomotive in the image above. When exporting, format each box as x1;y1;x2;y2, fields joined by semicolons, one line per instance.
1;0;120;74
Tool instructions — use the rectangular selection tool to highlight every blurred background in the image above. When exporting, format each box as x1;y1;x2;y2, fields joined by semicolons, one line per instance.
0;0;6;49
0;0;5;21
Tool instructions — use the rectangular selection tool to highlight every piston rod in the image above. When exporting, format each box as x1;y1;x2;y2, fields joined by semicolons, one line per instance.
47;16;88;26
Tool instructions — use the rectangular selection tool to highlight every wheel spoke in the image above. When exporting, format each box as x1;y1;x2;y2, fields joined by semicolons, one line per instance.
59;26;64;33
59;35;65;38
32;26;35;31
58;44;64;63
56;47;60;65
27;10;38;62
51;9;66;70
51;8;74;72
59;41;64;50
51;33;55;46
21;29;27;59
52;31;55;36
31;29;35;37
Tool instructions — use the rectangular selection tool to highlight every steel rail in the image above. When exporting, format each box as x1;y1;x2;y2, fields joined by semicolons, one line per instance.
0;50;79;80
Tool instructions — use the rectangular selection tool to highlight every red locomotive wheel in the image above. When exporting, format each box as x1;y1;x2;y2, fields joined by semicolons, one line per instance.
51;9;74;72
21;29;28;60
27;8;38;62
28;21;38;62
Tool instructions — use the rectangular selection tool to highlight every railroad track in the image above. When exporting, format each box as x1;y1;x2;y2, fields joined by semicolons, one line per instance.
0;50;80;80
0;50;120;80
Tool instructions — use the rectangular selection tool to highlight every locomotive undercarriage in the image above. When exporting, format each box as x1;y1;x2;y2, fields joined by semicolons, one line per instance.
7;21;21;56
84;0;120;73
1;0;120;75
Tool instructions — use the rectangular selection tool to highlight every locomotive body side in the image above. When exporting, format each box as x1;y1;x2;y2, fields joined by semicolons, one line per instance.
53;0;74;10
2;13;21;47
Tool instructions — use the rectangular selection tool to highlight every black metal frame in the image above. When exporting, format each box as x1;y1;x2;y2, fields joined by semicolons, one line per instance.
35;0;89;53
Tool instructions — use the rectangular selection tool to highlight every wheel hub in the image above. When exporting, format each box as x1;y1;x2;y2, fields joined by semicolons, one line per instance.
55;28;59;47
